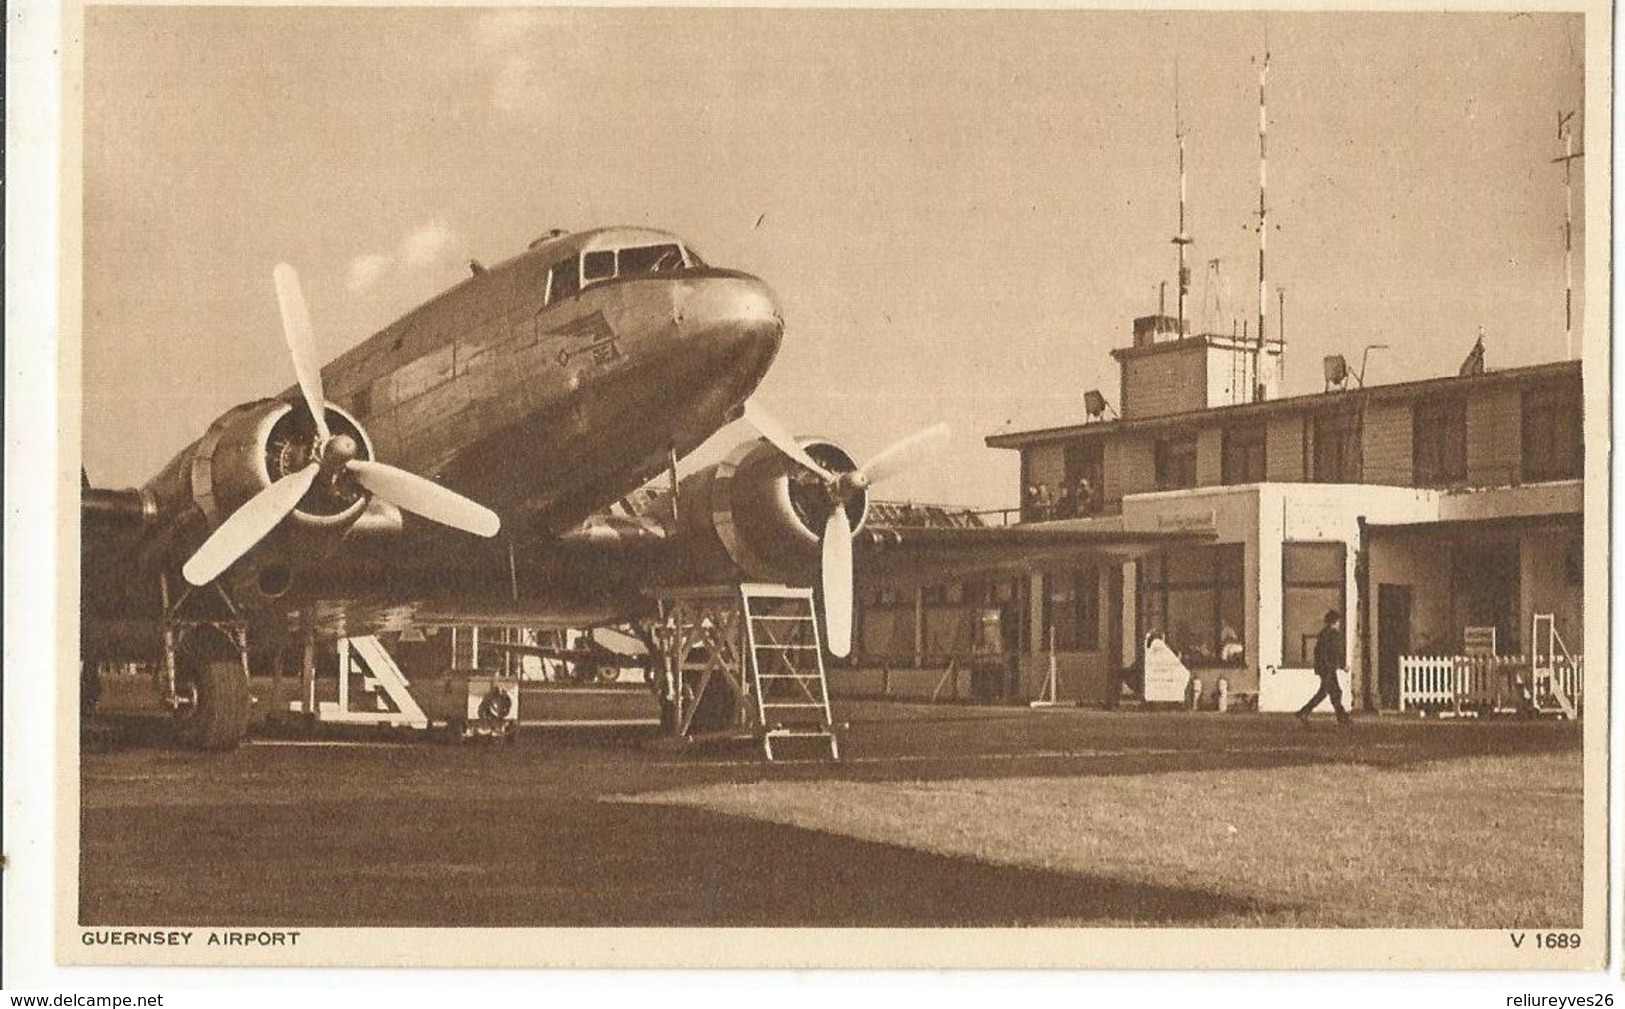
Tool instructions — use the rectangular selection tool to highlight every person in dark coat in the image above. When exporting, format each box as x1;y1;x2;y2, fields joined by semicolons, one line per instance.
1297;609;1351;725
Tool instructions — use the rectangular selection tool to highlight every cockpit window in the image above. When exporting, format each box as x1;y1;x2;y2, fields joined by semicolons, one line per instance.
684;246;707;269
547;259;579;303
582;250;616;284
566;242;700;295
618;243;685;274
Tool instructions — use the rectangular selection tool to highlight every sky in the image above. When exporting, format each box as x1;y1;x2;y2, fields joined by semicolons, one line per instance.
80;8;1588;509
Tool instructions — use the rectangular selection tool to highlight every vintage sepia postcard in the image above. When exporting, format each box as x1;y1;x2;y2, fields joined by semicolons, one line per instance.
6;0;1613;981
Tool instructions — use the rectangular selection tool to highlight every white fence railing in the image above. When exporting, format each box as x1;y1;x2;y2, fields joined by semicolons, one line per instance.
1399;654;1583;715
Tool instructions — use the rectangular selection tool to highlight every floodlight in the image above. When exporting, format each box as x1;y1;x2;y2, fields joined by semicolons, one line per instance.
1323;354;1348;390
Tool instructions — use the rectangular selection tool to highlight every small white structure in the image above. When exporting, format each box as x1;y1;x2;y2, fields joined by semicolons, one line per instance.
1142;634;1191;703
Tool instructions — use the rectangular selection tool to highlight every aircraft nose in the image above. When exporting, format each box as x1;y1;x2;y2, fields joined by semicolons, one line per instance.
677;273;784;353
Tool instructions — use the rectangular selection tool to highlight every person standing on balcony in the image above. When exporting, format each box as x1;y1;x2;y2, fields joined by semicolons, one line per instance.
1034;482;1054;521
1075;476;1095;517
1297;610;1351;726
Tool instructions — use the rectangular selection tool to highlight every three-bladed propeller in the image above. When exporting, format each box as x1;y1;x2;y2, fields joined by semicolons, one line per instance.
181;265;501;587
743;403;949;658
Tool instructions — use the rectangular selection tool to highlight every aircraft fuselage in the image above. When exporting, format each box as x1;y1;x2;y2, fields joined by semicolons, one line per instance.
313;226;782;535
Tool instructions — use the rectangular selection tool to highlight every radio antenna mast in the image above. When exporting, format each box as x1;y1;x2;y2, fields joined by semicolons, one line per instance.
1278;286;1286;386
1173;57;1193;338
1253;32;1271;400
1553;109;1583;360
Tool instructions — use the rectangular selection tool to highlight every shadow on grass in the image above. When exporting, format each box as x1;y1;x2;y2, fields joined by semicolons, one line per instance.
81;797;1275;928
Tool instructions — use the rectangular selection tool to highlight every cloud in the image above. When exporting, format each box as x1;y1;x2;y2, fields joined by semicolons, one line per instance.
401;221;458;268
347;222;464;293
346;252;394;293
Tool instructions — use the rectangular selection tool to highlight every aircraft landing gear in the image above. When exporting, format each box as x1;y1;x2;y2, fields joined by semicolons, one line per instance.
170;657;251;751
158;573;253;751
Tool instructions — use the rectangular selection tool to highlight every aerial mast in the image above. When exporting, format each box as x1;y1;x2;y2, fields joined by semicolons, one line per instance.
1253;37;1271;400
1173;59;1193;338
1553;109;1583;360
1278;286;1286;384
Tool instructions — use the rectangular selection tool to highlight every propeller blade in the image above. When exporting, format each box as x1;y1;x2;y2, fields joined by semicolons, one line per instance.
742;400;837;482
856;422;950;488
273;263;330;441
347;460;501;538
182;463;319;586
821;505;854;658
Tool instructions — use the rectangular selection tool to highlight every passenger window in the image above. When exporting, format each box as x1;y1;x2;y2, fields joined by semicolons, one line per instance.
618;243;685;274
548;259;579;303
582;250;616;284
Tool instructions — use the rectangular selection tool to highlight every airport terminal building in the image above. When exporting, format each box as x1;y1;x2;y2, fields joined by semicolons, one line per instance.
854;317;1584;715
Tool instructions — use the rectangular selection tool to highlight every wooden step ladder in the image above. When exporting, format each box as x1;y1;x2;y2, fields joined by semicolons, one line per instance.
741;583;840;761
1530;613;1579;719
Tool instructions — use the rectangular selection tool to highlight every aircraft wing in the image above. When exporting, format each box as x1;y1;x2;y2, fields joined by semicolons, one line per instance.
280;518;1209;631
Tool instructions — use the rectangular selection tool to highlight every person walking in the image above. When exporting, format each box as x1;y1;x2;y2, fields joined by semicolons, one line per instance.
1297;609;1351;725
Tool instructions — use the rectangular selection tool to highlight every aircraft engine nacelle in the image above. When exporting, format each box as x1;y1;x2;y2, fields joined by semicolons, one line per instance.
671;437;869;585
138;398;380;601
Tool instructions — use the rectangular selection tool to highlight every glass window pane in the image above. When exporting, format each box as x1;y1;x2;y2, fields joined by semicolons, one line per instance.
548;259;579;302
1051;604;1078;650
1222;424;1267;484
582;250;615;281
1413;399;1467;484
1313;410;1361;482
1163;547;1213;585
1156;434;1197;490
1283;587;1343;666
618;243;684;274
1074;570;1098;651
1165;587;1215;661
1217;587;1245;664
1284;542;1344;585
1522;388;1582;482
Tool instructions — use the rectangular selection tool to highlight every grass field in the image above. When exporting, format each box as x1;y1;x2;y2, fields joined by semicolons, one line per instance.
80;703;1584;930
628;751;1583;928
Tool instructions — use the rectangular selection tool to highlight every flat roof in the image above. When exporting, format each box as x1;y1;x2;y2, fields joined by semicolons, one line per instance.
986;358;1580;449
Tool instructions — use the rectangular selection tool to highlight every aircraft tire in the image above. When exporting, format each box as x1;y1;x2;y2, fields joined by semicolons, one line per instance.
173;659;251;752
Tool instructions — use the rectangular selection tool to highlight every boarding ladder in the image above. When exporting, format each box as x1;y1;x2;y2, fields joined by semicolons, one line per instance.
1529;614;1579;719
741;584;840;761
314;635;430;728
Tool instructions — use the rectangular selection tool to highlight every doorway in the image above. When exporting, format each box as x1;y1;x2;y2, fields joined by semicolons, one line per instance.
1455;540;1521;653
1377;583;1412;711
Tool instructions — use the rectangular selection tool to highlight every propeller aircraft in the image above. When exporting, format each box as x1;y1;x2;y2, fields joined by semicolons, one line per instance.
83;223;1200;750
